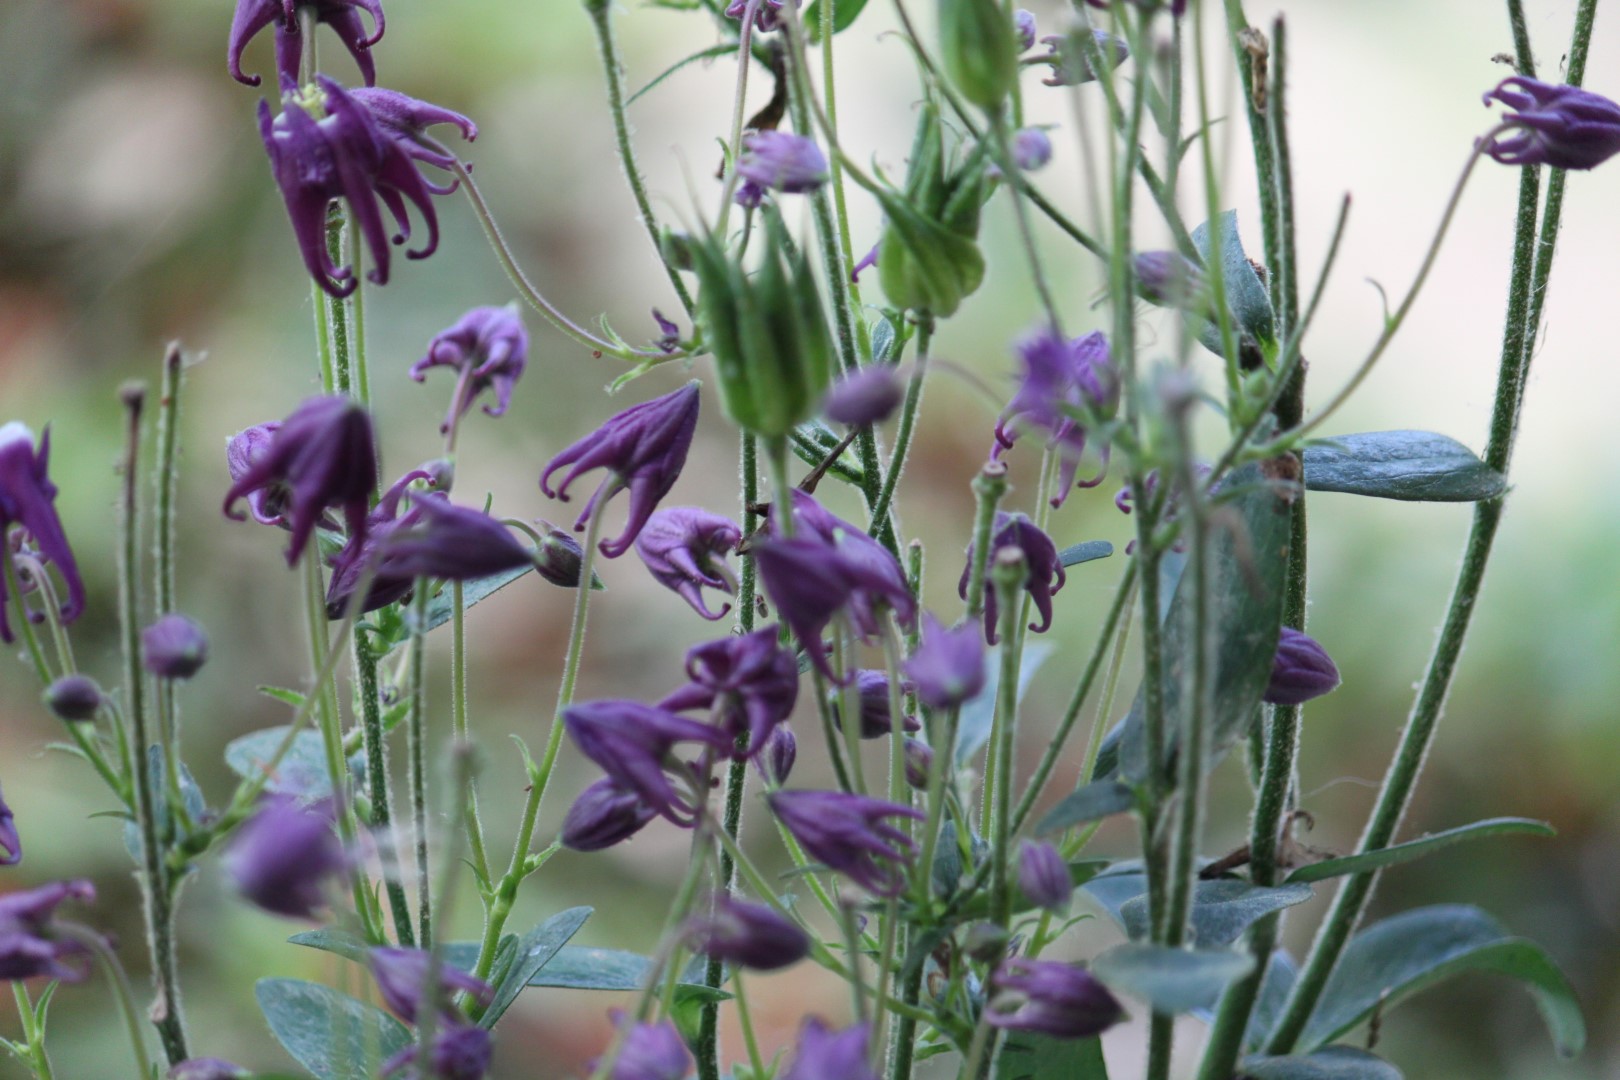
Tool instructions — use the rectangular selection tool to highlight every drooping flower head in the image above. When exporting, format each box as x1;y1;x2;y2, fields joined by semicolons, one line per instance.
1010;128;1054;172
832;669;919;740
1264;626;1341;706
734;132;829;208
224;422;288;527
560;777;658;852
606;1012;692;1080
225;797;347;919
228;0;386;88
410;304;528;434
0;786;18;866
634;508;741;620
659;627;799;755
781;1019;876;1080
1480;77;1620;170
0;879;96;981
767;789;923;897
141;614;210;680
540;383;701;559
257;76;474;297
986;958;1125;1038
381;1023;492;1080
903;613;986;710
959;512;1066;644
682;894;810;972
755;725;797;785
822;366;905;427
369;947;494;1024
0;423;84;644
993;328;1118;506
223;396;378;565
1038;30;1130;87
723;0;795;34
563;700;733;826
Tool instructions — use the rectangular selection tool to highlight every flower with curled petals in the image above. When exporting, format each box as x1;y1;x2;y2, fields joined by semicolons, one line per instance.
563;700;732;826
605;1012;691;1080
381;1023;491;1080
228;0;386;89
660;627;799;754
410;304;527;434
0;879;97;982
993;328;1117;507
903;613;986;710
986;958;1124;1038
634;508;741;620
541;383;700;559
1480;76;1620;170
0;423;84;645
225;797;346;920
767;789;922;897
959;512;1065;645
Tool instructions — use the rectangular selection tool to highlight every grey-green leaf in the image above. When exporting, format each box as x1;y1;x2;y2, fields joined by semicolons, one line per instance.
523;946;729;1002
479;906;592;1028
956;642;1054;765
1284;817;1553;884
226;726;339;798
256;978;411;1080
994;1032;1108;1080
1299;904;1584;1058
1091;943;1254;1014
1191;210;1276;353
1302;430;1506;502
1058;541;1114;568
1240;1046;1403;1080
1119;880;1313;948
422;564;537;636
1035;780;1136;835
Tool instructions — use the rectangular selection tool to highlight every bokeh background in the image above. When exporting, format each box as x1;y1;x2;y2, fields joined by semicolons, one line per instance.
0;0;1615;1076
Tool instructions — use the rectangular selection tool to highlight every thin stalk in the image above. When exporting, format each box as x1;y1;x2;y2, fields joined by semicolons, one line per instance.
357;633;414;947
4;558;51;686
869;317;933;528
987;113;1061;330
452;586;492;889
12;985;53;1080
153;345;189;833
407;586;432;948
1218;0;1282;310
66;926;155;1080
346;217;372;405
986;554;1026;930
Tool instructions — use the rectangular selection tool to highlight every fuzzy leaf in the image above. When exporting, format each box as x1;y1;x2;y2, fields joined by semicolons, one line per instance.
1035;780;1136;835
1191;210;1276;354
1302;431;1506;502
994;1032;1108;1080
1091;943;1254;1013
478;906;592;1028
805;0;873;41
1120;880;1313;949
1284;818;1553;884
518;946;729;1002
256;978;410;1080
225;726;348;799
1058;540;1115;568
1240;1046;1403;1080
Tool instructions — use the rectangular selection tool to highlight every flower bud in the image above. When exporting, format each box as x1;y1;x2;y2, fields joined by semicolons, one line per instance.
141;614;209;680
1009;128;1053;172
45;674;103;722
535;523;590;589
560;778;657;852
168;1060;249;1080
1481;76;1620;171
1133;250;1206;310
226;797;346;920
1014;9;1037;51
903;738;933;790
1038;29;1130;87
962;921;1011;965
939;0;1019;111
1264;626;1340;706
832;670;920;739
1017;840;1073;913
822;366;905;427
754;725;798;785
987;959;1125;1038
682;894;811;971
782;1019;876;1080
874;104;988;316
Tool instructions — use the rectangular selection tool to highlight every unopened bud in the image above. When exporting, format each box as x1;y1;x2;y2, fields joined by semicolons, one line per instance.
45;674;103;722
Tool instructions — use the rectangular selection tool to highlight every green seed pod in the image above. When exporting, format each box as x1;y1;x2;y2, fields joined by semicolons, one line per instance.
938;0;1019;111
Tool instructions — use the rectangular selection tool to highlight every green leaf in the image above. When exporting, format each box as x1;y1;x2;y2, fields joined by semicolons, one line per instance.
1302;430;1507;502
956;858;1112;921
1035;780;1136;835
478;906;592;1028
522;946;729;1002
256;978;410;1080
257;685;307;709
1191;210;1276;354
627;44;739;108
420;564;537;638
804;0;872;41
1299;905;1585;1058
125;746;207;863
1119;880;1313;949
287;928;368;962
1284;818;1554;884
956;642;1054;765
1057;541;1115;568
1091;943;1255;1014
871;315;900;364
226;726;339;798
1240;1046;1403;1080
994;1032;1108;1080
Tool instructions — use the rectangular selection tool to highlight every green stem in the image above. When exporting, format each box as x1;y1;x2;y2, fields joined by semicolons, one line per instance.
358;633;415;947
452;585;492;890
12;985;54;1080
408;586;433;948
868;317;933;528
986;554;1026;930
987;113;1061;330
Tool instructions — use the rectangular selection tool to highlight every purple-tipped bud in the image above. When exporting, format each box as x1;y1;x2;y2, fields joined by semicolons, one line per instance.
682;894;810;971
1038;30;1130;87
541;384;701;559
660;627;799;755
223;396;378;566
225;797;346;920
833;670;919;740
168;1059;250;1080
1014;9;1037;51
564;701;732;826
0;423;85;645
410;304;528;434
959;513;1066;645
228;0;386;88
536;523;590;589
734;132;829;208
370;947;494;1024
1018;840;1072;913
904;613;986;710
781;1019;876;1080
652;309;681;354
224;422;287;527
986;959;1125;1038
382;1023;492;1080
993;328;1117;506
561;777;658;852
0;880;96;981
141;614;210;680
1264;626;1341;706
768;790;923;897
1133;250;1205;308
1481;77;1620;170
608;1012;692;1080
45;674;103;722
822;367;905;427
1010;128;1053;172
754;725;798;785
903;739;933;790
635;508;741;620
723;0;791;32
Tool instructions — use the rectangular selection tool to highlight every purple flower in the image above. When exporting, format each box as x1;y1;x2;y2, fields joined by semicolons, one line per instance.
849;243;879;284
660;627;799;755
1085;0;1185;16
959;513;1066;645
0;786;17;866
370;947;494;1024
257;76;473;297
563;701;732;826
1133;250;1205;308
141;614;210;680
1480;76;1620;170
1038;30;1130;87
381;1023;492;1080
652;309;681;354
45;674;103;722
228;0;386;88
833;669;919;740
781;1018;876;1080
1017;840;1072;913
634;508;741;620
560;777;658;852
1264;626;1341;706
224;422;291;527
608;1014;691;1080
225;797;346;919
723;0;794;33
541;383;701;559
1014;9;1037;52
168;1059;249;1080
768;789;923;897
0;423;85;645
903;613;986;710
993;328;1117;507
986;958;1125;1038
754;725;797;785
0;880;96;982
223;396;378;565
682;894;810;971
410;304;528;434
1011;128;1053;171
735;132;828;208
822;366;905;427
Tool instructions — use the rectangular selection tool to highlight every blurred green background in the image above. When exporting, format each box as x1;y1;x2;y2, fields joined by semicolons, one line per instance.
0;0;1615;1076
